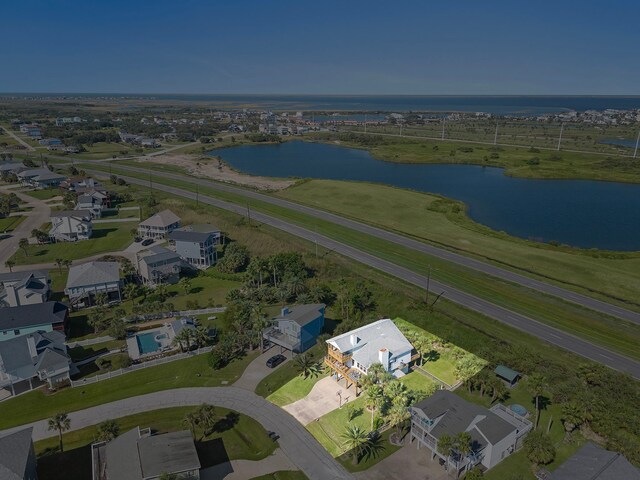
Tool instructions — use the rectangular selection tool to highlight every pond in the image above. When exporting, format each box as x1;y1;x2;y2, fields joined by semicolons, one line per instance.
211;141;640;251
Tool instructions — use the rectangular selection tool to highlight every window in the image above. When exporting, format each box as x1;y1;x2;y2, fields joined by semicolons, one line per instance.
14;329;20;335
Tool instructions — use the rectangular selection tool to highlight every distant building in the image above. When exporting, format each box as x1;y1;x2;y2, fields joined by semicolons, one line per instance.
541;442;640;480
91;427;201;480
138;209;181;240
76;193;104;218
0;427;38;479
0;301;68;341
0;270;50;308
0;330;72;395
17;168;66;189
135;246;184;286
65;261;122;308
263;304;325;353
0;162;26;176
49;210;93;242
169;224;221;269
38;138;62;146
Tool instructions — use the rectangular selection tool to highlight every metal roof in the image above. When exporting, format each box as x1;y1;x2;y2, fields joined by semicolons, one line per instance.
0;301;68;331
495;365;520;383
273;304;325;327
139;209;180;228
66;261;120;289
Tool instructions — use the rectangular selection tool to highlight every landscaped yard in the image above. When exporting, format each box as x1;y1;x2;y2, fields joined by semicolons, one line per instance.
267;372;328;407
0;351;259;430
10;221;135;264
67;339;126;362
20;188;63;201
251;471;308;480
35;406;277;480
0;214;25;232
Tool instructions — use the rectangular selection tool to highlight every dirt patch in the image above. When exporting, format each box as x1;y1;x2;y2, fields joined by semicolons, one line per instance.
136;153;295;191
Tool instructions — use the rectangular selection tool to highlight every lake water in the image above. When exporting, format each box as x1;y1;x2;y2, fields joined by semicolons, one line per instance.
212;141;640;251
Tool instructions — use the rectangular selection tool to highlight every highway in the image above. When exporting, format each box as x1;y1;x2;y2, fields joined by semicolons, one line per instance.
86;167;640;379
98;162;640;325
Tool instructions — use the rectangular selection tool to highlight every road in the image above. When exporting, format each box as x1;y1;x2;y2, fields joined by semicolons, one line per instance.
0;186;51;267
84;169;640;379
96;163;640;326
1;125;35;151
0;387;353;480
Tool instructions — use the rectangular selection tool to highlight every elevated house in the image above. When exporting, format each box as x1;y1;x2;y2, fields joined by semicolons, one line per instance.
17;168;66;189
540;442;640;480
138;209;181;240
0;162;26;176
325;318;417;390
0;330;72;395
49;210;93;241
0;301;68;341
135;246;184;286
0;270;50;307
169;224;221;269
76;192;104;218
65;261;122;308
91;427;201;480
263;304;325;354
0;427;38;480
410;390;532;476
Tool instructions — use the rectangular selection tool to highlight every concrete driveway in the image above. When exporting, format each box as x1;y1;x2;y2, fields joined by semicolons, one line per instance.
283;376;358;425
233;347;292;391
200;448;298;479
355;443;449;480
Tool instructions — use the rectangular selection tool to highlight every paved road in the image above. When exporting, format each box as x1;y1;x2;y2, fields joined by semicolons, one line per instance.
94;163;640;326
0;387;352;480
1;125;35;151
85;169;640;379
0;186;51;267
233;348;292;392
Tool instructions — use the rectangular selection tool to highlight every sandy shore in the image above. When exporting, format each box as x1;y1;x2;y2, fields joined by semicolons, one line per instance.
135;153;295;191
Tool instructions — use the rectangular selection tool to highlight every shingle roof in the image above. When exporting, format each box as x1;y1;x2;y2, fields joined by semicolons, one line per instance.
139;209;180;228
169;229;216;243
0;269;49;285
275;304;325;327
0;427;33;480
550;442;640;479
51;209;92;219
0;301;68;331
66;261;120;289
0;330;68;377
140;247;181;266
104;427;144;480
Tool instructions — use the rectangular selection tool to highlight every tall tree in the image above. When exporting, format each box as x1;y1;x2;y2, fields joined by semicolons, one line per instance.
96;419;120;442
341;424;370;466
18;238;29;257
4;260;15;272
529;374;547;429
179;276;192;295
48;413;71;452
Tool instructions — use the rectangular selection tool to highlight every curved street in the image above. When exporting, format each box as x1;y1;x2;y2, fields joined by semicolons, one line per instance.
0;387;353;480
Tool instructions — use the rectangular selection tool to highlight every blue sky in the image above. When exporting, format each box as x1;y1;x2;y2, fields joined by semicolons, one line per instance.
1;0;638;94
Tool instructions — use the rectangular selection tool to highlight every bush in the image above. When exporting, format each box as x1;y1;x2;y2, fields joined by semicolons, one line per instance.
111;354;132;369
526;157;540;165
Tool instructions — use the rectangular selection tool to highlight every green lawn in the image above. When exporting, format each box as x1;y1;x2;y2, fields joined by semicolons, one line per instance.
337;429;401;473
0;351;259;430
20;188;63;200
68;339;126;362
11;221;135;265
0;214;25;232
256;345;323;398
267;372;327;407
36;406;277;480
251;471;308;480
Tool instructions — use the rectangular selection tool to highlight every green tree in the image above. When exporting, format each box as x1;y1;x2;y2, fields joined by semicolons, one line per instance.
523;430;556;468
561;402;585;440
529;374;547;429
179;276;192;295
196;404;217;438
18;238;29;257
95;292;108;306
47;413;71;452
365;384;385;431
294;353;322;379
182;411;200;438
388;403;410;435
108;318;127;340
4;260;15;272
55;258;64;274
124;283;138;305
341;423;370;465
437;434;454;467
96;419;120;442
465;467;484;480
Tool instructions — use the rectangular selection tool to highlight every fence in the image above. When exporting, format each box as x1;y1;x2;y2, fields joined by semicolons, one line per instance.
66;336;114;348
412;365;462;391
123;307;226;324
70;346;213;387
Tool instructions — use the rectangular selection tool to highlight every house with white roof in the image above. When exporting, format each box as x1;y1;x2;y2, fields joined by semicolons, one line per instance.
50;210;93;241
324;318;417;389
65;261;122;308
0;427;38;480
138;209;181;240
0;270;50;307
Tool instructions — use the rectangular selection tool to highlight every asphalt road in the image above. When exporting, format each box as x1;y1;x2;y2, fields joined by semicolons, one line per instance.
1;125;35;151
0;387;353;480
103;163;640;326
86;169;640;379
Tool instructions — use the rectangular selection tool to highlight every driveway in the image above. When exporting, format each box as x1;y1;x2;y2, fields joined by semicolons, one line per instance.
233;347;292;391
283;376;358;425
200;448;298;479
355;443;449;480
0;387;353;480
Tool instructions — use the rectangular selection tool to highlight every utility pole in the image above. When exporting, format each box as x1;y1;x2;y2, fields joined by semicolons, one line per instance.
557;123;564;151
246;202;251;226
364;114;367;134
148;168;152;191
634;129;640;159
441;118;446;140
314;225;319;258
399;123;403;137
494;121;499;145
196;183;199;207
425;265;431;304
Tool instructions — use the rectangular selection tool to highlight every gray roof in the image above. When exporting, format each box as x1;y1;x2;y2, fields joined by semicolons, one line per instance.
0;330;68;378
413;390;515;447
18;168;51;178
550;442;640;480
0;301;67;331
34;172;66;182
169;224;219;243
495;365;520;383
66;261;120;289
0;162;25;172
0;269;49;285
139;209;180;228
51;209;92;220
139;246;181;266
275;304;325;327
0;427;33;480
104;427;144;480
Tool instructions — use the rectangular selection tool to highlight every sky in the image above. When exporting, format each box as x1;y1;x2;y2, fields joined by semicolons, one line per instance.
1;0;639;95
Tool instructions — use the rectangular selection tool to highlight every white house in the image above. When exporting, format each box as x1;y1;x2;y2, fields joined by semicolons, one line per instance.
76;193;104;218
49;210;93;241
138;209;181;240
0;270;50;307
65;261;122;308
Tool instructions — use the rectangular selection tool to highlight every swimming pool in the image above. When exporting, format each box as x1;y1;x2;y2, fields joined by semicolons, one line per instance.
136;332;162;354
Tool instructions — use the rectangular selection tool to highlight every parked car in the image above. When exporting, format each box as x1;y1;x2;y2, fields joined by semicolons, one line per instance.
141;238;154;246
266;354;286;368
134;236;142;243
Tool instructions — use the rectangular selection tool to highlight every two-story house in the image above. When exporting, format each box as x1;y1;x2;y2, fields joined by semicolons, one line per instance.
169;224;221;269
325;318;417;390
17;168;66;189
76;193;104;218
49;210;93;242
0;427;38;480
0;270;50;307
0;301;68;341
65;261;122;308
138;209;181;240
410;390;532;476
135;246;184;286
263;304;325;354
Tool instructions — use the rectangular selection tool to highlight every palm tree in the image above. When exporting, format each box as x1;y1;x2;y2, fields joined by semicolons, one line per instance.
341;423;369;466
95;292;107;306
529;374;547;429
182;411;200;438
48;413;71;452
4;260;15;272
191;325;210;348
124;283;138;305
63;259;72;270
561;402;584;441
454;432;473;478
286;274;307;297
196;404;217;438
96;419;120;442
55;258;64;274
294;354;322;379
385;380;409;406
523;430;555;468
179;277;192;295
490;377;508;403
18;238;29;257
276;285;290;307
437;434;454;471
365;384;385;431
155;283;169;302
388;403;410;436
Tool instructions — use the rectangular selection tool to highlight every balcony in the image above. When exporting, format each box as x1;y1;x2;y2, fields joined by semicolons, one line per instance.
327;346;352;364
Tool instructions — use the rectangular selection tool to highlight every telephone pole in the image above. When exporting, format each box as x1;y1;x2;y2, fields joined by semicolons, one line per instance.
634;129;640;159
196;183;199;207
557;123;565;151
425;265;431;304
364;114;367;134
246;202;251;226
441;118;446;140
494;121;499;145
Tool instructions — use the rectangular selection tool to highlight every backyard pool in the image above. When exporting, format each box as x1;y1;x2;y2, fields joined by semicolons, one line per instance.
136;332;165;355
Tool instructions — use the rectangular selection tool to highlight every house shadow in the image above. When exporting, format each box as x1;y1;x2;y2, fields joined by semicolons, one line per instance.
37;444;92;480
91;227;117;239
196;437;232;470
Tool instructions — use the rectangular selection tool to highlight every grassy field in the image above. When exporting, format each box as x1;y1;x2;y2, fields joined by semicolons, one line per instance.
0;351;258;430
10;221;135;265
74;163;640;360
0;214;25;232
251;472;308;480
266;372;327;407
67;339;126;362
20;187;62;200
35;406;277;480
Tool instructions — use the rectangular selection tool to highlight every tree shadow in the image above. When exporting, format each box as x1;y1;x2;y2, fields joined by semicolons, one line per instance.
424;350;440;362
190;286;204;294
361;432;386;463
211;412;240;434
